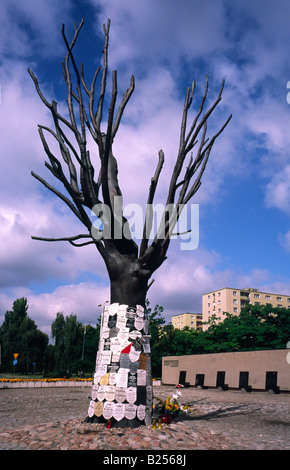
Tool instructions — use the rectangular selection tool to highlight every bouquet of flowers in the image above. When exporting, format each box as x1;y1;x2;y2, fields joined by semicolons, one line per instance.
164;391;193;416
152;391;193;426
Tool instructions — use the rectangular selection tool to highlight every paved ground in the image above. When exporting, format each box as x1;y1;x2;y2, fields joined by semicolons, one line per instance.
0;385;289;451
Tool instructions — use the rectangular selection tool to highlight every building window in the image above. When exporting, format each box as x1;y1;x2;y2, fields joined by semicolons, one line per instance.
276;297;282;301
277;304;282;308
233;307;238;312
287;298;290;303
233;299;237;304
233;291;237;296
266;295;271;300
254;294;260;298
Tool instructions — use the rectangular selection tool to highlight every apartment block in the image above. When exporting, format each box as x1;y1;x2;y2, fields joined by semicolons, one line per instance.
171;312;203;331
202;287;290;326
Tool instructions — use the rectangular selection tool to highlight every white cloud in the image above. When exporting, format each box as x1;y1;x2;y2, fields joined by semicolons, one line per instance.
91;0;227;73
265;165;290;214
278;230;290;253
0;0;73;59
0;281;110;337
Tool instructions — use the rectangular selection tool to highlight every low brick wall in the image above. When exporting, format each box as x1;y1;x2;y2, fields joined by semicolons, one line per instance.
0;380;92;389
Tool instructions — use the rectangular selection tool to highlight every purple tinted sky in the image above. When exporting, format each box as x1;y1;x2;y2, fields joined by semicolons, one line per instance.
1;0;290;337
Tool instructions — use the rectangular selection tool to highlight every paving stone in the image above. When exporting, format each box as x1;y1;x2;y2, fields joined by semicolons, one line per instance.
0;385;289;450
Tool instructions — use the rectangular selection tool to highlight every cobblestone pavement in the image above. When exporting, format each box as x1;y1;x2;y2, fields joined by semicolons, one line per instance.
0;385;289;451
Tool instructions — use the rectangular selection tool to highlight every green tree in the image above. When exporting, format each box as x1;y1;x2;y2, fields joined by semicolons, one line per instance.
145;300;166;376
51;312;66;372
63;314;83;374
80;319;100;374
200;304;290;352
0;298;48;373
50;312;100;375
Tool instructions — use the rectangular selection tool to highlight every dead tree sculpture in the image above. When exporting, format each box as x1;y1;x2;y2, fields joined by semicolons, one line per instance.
29;19;231;427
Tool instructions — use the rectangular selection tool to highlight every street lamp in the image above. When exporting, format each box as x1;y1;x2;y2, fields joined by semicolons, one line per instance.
98;300;109;310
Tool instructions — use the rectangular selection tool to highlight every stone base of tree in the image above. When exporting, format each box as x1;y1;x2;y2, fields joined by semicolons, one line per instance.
84;415;145;429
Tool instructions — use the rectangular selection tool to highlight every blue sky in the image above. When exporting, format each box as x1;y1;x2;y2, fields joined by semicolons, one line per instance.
1;0;290;336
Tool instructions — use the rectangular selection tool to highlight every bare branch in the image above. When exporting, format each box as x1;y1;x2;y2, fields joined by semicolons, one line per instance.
140;150;164;258
140;77;231;273
31;233;95;247
96;19;111;129
31;170;86;225
112;75;135;139
27;68;76;134
61;19;86;142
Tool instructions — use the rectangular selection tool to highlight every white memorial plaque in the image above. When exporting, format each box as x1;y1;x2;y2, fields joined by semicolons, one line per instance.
103;401;114;420
91;389;98;400
110;337;121;346
98;339;104;352
129;347;140;363
126;386;137;404
129;330;142;340
109;303;119;315
101;327;110;339
134;317;144;331
88;400;95;417
97;385;106;401
116;316;127;329
110;337;121;352
109;372;117;385
118;330;129;343
115;387;126;403
116;368;128;387
105;385;116;401
101;350;112;364
137;404;146;421
136;305;144;317
112;350;121;363
96;364;107;376
137;369;147;386
118;304;128;313
93;373;100;385
124;404;137;420
102;312;109;327
113;403;125;422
